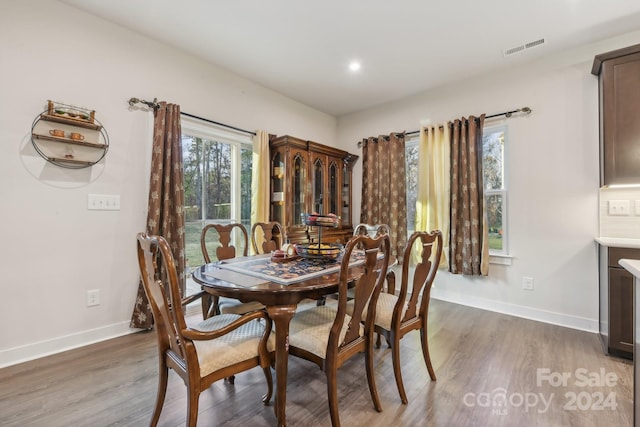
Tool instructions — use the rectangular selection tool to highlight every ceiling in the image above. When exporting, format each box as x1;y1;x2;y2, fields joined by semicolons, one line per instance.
61;0;640;117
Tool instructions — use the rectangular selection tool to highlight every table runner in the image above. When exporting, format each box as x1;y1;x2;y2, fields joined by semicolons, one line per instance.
216;250;369;285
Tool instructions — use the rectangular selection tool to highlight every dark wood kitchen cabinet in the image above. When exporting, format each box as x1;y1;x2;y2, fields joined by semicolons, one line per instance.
600;247;640;359
592;44;640;186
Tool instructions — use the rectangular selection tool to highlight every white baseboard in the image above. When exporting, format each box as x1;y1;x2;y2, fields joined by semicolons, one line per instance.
431;288;598;333
1;294;595;369
0;321;138;369
1;303;204;369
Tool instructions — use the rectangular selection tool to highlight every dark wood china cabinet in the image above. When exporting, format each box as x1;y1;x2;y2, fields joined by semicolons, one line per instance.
269;135;358;244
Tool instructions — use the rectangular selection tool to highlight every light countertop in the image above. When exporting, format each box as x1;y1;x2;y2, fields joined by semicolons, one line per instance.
595;237;640;249
620;259;640;278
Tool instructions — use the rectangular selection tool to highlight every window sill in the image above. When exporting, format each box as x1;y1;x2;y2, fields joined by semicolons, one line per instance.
489;253;512;266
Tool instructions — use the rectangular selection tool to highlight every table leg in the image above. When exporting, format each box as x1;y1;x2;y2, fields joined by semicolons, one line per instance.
266;304;297;427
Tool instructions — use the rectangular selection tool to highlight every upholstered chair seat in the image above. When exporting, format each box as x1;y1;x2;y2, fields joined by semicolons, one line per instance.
347;292;408;331
192;313;275;376
289;306;359;359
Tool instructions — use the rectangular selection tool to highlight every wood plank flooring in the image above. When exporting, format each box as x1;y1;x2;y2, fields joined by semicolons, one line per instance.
0;300;633;426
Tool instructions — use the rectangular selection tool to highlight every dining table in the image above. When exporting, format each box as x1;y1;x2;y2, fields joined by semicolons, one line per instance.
192;251;395;427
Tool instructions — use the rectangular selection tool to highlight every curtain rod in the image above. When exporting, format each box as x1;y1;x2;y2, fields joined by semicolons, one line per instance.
128;97;161;110
357;106;532;147
127;97;256;136
405;106;531;136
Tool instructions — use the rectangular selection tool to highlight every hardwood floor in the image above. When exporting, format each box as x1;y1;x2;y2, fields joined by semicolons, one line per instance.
0;300;633;426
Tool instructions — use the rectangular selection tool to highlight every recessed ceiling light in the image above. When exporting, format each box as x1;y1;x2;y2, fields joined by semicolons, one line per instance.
348;61;361;72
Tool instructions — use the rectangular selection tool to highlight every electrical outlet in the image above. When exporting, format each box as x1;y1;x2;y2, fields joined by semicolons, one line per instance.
522;277;534;291
87;289;100;306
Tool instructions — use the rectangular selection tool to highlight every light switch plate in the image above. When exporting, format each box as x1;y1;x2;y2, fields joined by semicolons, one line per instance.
608;200;630;216
636;200;640;215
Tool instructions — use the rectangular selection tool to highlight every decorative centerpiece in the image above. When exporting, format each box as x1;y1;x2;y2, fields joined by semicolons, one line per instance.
296;213;343;262
301;212;340;227
294;242;343;261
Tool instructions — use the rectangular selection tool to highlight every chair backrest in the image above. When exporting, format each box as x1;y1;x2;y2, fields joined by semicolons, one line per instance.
353;223;391;238
137;233;190;361
331;233;391;350
398;230;443;322
353;223;391;254
251;221;285;254
200;223;248;263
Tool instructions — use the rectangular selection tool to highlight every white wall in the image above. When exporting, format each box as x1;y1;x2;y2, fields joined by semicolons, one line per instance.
0;1;336;367
3;1;640;368
336;30;640;332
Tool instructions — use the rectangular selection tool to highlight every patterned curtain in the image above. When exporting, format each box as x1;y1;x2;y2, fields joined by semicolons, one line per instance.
449;115;489;276
130;102;186;329
360;133;407;259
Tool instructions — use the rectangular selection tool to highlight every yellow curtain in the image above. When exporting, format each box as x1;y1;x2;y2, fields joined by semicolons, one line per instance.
251;130;270;253
415;124;450;268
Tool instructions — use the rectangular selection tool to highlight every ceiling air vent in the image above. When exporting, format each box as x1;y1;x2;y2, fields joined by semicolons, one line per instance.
503;38;545;57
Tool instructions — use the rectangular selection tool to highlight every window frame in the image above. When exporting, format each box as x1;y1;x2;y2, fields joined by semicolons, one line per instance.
181;116;253;284
405;136;420;237
181;116;253;225
482;124;509;257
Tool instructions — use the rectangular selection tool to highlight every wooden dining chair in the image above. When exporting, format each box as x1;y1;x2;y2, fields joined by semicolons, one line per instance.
288;233;391;427
136;232;274;427
200;223;264;318
251;221;285;254
372;230;443;404
351;223;395;296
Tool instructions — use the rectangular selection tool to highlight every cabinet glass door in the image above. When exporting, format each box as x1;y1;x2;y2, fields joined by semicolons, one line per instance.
313;158;324;214
328;161;338;216
271;151;284;225
293;153;306;226
341;163;350;226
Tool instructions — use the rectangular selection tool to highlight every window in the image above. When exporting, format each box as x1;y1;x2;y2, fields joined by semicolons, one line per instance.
181;117;253;276
405;137;419;237
404;124;508;256
482;125;508;256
